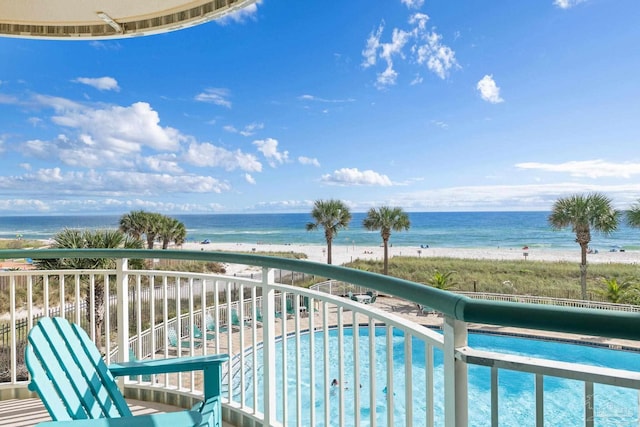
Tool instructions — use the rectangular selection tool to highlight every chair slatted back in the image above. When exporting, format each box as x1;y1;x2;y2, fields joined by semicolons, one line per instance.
25;317;132;421
167;327;178;347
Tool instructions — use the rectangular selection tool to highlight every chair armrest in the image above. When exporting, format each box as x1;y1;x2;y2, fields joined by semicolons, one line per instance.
109;354;229;377
36;410;201;427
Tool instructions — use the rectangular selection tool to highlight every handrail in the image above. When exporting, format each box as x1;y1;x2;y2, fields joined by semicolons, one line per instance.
458;291;640;312
2;248;640;341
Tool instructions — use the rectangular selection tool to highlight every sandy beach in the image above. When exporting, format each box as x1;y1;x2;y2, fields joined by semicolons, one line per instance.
180;241;639;275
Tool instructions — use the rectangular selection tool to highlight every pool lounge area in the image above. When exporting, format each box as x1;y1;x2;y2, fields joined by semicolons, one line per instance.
1;248;639;426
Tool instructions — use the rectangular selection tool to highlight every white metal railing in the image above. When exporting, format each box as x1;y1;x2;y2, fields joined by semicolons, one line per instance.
458;292;640;312
0;253;639;426
313;280;640;313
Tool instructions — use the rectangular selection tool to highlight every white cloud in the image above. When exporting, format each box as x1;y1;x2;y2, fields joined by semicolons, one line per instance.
253;138;289;167
27;117;43;127
553;0;586;9
298;94;355;103
414;31;458;79
14;93;276;204
298;156;320;167
89;41;122;51
217;0;261;24
141;154;183;174
363;13;458;87
321;168;393;186
107;172;231;194
195;88;232;108
410;75;423;85
73;77;120;91
240;122;264;136
477;75;504;103
378;28;412;87
0;199;51;212
0;168;231;195
21;138;57;158
392;182;640;212
33;94;82;111
516;160;640;179
401;0;425;9
253;199;316;211
0;94;18;104
362;23;384;69
431;120;449;129
245;173;256;184
225;122;264;136
50;101;184;153
184;141;262;172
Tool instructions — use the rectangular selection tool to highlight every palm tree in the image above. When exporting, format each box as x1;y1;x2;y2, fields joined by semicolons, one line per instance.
363;206;411;275
35;228;144;347
427;270;458;290
548;193;620;300
306;199;352;264
118;210;147;241
599;277;635;304
626;200;640;228
157;216;187;249
119;210;164;249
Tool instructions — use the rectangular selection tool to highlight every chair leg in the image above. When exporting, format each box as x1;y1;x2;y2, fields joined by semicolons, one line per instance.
193;396;221;427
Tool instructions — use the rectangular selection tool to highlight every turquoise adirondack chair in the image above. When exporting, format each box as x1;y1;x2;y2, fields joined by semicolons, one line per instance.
25;317;229;427
128;348;152;382
302;296;318;314
275;299;298;319
254;307;264;323
205;313;228;334
230;309;248;329
168;326;203;349
192;324;216;341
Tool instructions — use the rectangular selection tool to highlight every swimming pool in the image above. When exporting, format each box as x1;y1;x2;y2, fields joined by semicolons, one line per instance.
231;326;640;426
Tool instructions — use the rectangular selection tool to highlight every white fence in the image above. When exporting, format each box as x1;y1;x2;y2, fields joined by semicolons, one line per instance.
0;254;639;426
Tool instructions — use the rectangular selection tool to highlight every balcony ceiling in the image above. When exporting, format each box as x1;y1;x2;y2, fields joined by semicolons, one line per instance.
0;0;257;40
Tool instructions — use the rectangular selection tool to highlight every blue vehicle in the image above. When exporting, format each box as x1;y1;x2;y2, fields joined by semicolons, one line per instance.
200;239;211;244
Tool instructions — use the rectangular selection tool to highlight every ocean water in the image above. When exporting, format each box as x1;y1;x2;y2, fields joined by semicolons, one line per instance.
1;211;640;251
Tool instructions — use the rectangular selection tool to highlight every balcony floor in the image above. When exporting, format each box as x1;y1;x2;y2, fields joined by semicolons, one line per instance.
0;398;236;427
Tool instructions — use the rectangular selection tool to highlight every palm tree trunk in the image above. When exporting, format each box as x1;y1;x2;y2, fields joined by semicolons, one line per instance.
383;238;389;275
580;243;588;300
86;282;105;348
327;238;332;264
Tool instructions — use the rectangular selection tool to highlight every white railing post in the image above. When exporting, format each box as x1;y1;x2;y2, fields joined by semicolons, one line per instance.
443;315;468;427
262;267;277;425
116;258;129;363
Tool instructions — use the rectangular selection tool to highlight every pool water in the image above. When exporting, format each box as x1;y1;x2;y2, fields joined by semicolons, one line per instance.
231;327;640;426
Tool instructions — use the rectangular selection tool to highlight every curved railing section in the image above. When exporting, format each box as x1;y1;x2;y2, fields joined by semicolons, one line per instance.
0;249;638;426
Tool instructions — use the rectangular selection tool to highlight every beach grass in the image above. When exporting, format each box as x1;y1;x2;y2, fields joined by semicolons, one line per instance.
0;239;46;250
233;250;308;260
347;257;640;304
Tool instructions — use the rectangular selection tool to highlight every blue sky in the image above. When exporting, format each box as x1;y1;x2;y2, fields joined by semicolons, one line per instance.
1;0;639;215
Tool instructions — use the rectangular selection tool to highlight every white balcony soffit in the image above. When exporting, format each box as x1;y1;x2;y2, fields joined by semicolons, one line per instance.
0;0;257;40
